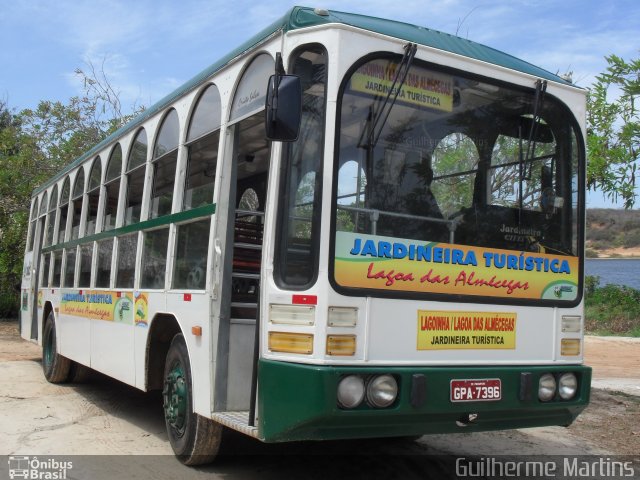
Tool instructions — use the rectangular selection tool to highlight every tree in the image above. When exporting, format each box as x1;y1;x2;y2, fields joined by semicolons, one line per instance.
0;64;145;317
587;54;640;209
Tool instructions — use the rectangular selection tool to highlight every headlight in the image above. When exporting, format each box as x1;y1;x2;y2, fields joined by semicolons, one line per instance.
366;374;398;408
538;373;556;402
337;375;365;409
558;373;578;400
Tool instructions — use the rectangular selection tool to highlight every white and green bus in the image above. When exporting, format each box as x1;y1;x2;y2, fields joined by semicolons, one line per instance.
21;7;590;464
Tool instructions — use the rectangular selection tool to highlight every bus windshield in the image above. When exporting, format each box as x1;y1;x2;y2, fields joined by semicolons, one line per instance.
333;55;582;304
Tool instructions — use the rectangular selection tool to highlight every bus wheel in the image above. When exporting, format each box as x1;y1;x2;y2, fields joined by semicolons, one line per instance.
163;333;222;465
42;312;71;383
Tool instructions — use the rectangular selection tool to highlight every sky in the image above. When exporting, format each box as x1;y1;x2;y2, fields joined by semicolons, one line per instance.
1;0;638;207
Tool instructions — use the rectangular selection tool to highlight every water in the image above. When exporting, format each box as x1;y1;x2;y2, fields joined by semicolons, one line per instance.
584;258;640;290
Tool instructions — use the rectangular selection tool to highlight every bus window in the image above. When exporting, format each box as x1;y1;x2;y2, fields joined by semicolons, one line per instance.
78;243;93;288
150;110;179;219
125;130;148;226
40;253;50;288
336;159;367;233
104;144;122;231
45;186;58;247
173;219;210;290
63;247;76;288
184;85;221;211
141;228;170;289
431;133;478;217
57;178;70;244
275;45;327;288
26;199;38;252
115;234;138;288
85;157;101;236
70;168;85;240
489;127;556;211
51;251;62;287
95;239;114;288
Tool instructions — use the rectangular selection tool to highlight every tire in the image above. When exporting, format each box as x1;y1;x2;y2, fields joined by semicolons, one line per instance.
67;361;92;383
163;333;222;465
42;312;71;383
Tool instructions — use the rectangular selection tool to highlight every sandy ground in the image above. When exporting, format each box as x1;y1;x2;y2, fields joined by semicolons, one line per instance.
0;321;638;479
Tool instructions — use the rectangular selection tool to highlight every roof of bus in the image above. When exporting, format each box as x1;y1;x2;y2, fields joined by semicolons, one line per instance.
33;6;573;196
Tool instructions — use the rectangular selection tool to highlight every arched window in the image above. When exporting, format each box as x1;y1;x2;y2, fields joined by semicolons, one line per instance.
57;178;70;244
124;130;147;225
149;109;179;219
229;54;273;122
26;198;39;251
45;185;58;247
104;144;122;231
431;133;479;217
183;85;221;210
85;157;101;236
70;168;85;240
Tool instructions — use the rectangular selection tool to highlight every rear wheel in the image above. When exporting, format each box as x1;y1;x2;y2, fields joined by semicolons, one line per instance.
163;333;222;465
42;312;71;383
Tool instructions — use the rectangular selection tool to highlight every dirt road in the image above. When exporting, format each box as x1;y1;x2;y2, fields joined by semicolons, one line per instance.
1;321;638;479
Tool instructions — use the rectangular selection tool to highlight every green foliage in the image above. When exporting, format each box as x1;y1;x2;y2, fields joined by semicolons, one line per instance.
585;281;640;336
587;54;640;209
0;63;145;316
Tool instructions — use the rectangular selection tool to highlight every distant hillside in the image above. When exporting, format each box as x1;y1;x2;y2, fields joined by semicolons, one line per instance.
586;208;640;257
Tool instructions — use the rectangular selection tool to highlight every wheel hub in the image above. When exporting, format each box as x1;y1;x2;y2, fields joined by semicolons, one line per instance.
163;364;187;434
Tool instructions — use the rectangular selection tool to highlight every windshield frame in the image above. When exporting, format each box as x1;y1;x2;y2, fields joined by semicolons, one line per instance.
329;52;586;308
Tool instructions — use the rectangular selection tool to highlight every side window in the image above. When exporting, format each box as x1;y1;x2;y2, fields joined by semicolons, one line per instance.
104;144;122;231
183;85;221;211
40;253;51;288
275;45;327;288
57;178;70;244
63;247;76;287
78;244;93;288
85;157;102;236
115;234;138;288
70;168;85;240
125;130;147;226
45;186;58;247
52;251;62;287
431;133;479;217
26;199;38;252
489;123;556;211
141;229;169;289
150;110;179;219
173;219;210;290
95;239;114;288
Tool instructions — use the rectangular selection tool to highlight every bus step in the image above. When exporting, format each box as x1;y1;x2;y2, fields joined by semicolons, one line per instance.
232;272;260;280
212;411;259;439
231;302;257;308
234;242;262;250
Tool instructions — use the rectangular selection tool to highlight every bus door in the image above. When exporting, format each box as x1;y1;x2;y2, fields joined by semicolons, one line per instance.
213;54;273;413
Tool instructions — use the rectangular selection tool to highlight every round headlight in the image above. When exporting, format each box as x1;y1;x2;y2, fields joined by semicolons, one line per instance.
538;373;557;402
366;374;398;408
337;375;365;409
558;373;578;400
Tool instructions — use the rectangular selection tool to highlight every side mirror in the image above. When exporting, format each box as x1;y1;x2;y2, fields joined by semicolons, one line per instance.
265;74;301;142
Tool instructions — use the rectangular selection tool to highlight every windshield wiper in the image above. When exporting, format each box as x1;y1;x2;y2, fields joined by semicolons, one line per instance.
518;78;547;224
359;43;417;149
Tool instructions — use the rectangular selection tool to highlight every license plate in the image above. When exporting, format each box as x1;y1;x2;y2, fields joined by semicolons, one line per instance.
450;379;501;402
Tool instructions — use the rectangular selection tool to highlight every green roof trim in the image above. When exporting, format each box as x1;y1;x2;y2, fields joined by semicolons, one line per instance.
34;6;572;196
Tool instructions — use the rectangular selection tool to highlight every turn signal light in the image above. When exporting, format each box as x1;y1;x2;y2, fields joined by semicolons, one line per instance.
326;335;356;356
561;339;581;356
268;332;313;354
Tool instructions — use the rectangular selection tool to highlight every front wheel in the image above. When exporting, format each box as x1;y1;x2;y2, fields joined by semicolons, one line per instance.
42;312;71;383
163;333;222;465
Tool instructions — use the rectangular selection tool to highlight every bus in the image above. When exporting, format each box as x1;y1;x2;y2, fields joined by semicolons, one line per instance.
20;6;590;464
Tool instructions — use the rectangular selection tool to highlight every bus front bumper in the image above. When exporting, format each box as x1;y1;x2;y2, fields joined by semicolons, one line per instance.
257;360;591;442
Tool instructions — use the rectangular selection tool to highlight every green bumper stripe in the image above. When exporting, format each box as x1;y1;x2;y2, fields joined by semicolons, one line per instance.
257;360;591;442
